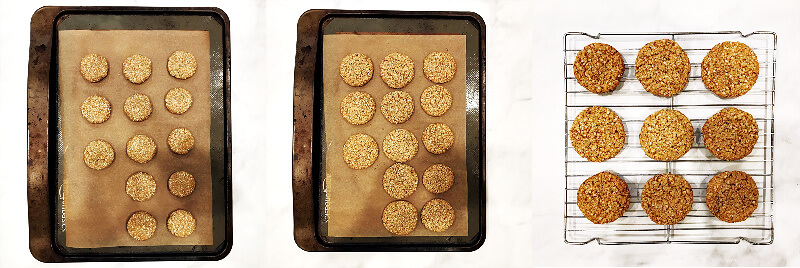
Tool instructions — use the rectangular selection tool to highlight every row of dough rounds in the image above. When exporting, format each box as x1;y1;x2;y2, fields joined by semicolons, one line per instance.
80;88;193;124
342;125;454;170
339;51;456;88
80;51;197;84
126;209;197;241
573;40;759;98
340;85;452;125
577;171;759;225
82;128;196;170
569;106;759;162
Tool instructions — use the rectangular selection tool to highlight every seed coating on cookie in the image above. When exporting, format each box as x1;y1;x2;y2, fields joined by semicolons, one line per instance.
380;52;414;89
126;211;156;241
84;139;115;170
421;198;455;232
706;171;759;223
80;54;108;82
165;88;193;115
168;50;197;79
81;95;111;124
576;171;630;224
423;51;456;84
123;54;152;84
702;107;759;161
169;171;196;197
569;106;625;162
167;209;196;238
422;123;454;155
382;200;417;235
126;172;156;202
343;133;379;169
124;94;152;122
635;39;690;97
420;85;452;117
381;91;414;124
340;91;375;125
701;41;759;98
339;53;373;87
423;164;454;194
640;109;694;161
168;128;195;155
127;134;157;163
573;43;625;94
383;163;418;199
383;129;419;162
641;173;693;225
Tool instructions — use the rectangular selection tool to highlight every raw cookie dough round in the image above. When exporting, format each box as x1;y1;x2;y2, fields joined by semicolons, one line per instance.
420;85;452;117
340;91;375;125
423;164;454;194
380;91;414;124
169;171;196;198
422;123;454;155
168;50;197;79
168;128;195;155
380;52;414;89
124;93;152;122
701;41;759;98
569;106;625;162
84;139;115;170
343;133;379;169
339;53;373;87
639;109;694;161
123;54;152;84
702;107;759;161
576;171;630;224
165;88;193;115
127;134;157;163
126;172;156;202
423;51;456;84
641;173;693;225
383;163;418;199
421;198;455;232
81;95;111;124
382;200;417;235
80;54;108;82
635;39;690;97
167;209;196;238
573;43;625;94
706;171;759;223
126;211;156;241
383;129;418;163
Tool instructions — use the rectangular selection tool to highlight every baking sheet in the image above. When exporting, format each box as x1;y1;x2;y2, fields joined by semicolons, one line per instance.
323;34;468;237
58;30;212;247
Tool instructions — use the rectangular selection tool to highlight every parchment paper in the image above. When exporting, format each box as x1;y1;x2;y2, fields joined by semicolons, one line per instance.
58;30;212;247
323;34;468;237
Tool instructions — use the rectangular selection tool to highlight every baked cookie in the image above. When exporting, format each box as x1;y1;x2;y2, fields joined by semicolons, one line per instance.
423;164;454;194
383;129;418;163
380;91;414;124
383;163;418;199
339;53;373;87
168;50;197;79
701;41;759;98
639;109;694;161
80;54;108;82
576;171;630;224
340;91;375;125
127;134;157;163
706;171;759;223
168;128;195;155
569;106;625;162
165;88;193;115
420;85;452;117
343;133;379;169
126;172;156;202
124;93;152;122
422;123;454;155
641;173;693;225
382;200;417;235
167;209;196;238
573;43;625;94
380;52;414;89
421;198;455;232
702;107;759;160
84;139;115;170
423;51;456;84
126;211;156;241
80;95;111;124
123;54;152;84
635;39;690;97
169;171;196;198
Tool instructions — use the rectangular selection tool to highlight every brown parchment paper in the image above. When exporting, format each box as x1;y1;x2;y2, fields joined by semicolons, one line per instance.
323;34;467;237
58;30;212;248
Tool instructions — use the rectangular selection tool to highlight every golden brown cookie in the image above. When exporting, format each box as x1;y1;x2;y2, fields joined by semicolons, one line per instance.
127;134;156;163
339;53;373;87
169;171;196;198
84;139;115;170
126;211;156;241
423;164;454;194
126;172;156;202
165;88;193;115
383;129;419;162
423;51;456;84
420;85;452;117
573;43;625;94
380;91;414;124
421;198;455;232
641;173;693;225
576;172;630;224
701;41;759;98
702;107;759;161
124;93;152;122
168;128;195;155
383;163;418;199
80;95;111;124
340;91;375;125
380;52;414;89
343;133;379;169
382;200;417;235
123;54;152;84
168;50;197;79
167;209;196;238
80;54;108;83
635;39;690;97
569;106;625;162
422;123;454;155
639;109;694;161
706;171;759;223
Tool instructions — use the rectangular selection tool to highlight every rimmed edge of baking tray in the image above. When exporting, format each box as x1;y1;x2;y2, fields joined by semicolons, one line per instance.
292;9;486;252
27;6;233;262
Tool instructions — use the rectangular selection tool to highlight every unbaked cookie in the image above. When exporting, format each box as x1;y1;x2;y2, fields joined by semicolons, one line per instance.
339;53;373;87
383;163;418;199
383;129;418;162
420;85;452;117
422;123;454;155
423;164;454;194
124;93;152;122
123;54;152;84
639;109;694;161
169;171;196;198
168;128;195;155
573;43;625;94
421;198;455;232
635;39;690;97
80;95;111;124
167;209;196;238
80;54;108;83
702;107;759;161
343;133;379;169
380;91;414;124
126;211;156;241
706;171;759;223
126;172;156;202
569;106;625;162
168;50;197;79
127;135;156;163
380;52;414;89
84;139;115;170
641;173;693;225
423;51;456;84
340;91;375;125
576;171;630;224
701;41;759;98
165;88;193;115
382;200;417;235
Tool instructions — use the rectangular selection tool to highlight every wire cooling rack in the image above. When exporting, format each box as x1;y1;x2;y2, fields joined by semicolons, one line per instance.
563;32;775;245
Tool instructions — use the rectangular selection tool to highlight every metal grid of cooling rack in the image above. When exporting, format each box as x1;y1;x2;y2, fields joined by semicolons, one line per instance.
563;32;775;245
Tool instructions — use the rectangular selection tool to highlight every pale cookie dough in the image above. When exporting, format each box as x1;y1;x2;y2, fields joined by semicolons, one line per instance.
80;54;108;83
126;211;156;241
339;53;373;87
84;139;115;170
126;172;156;202
167;209;196;238
127;134;157;163
169;171;196;198
80;95;111;124
124;93;152;122
168;128;195;155
165;88;193;115
168;50;197;79
123;54;152;84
